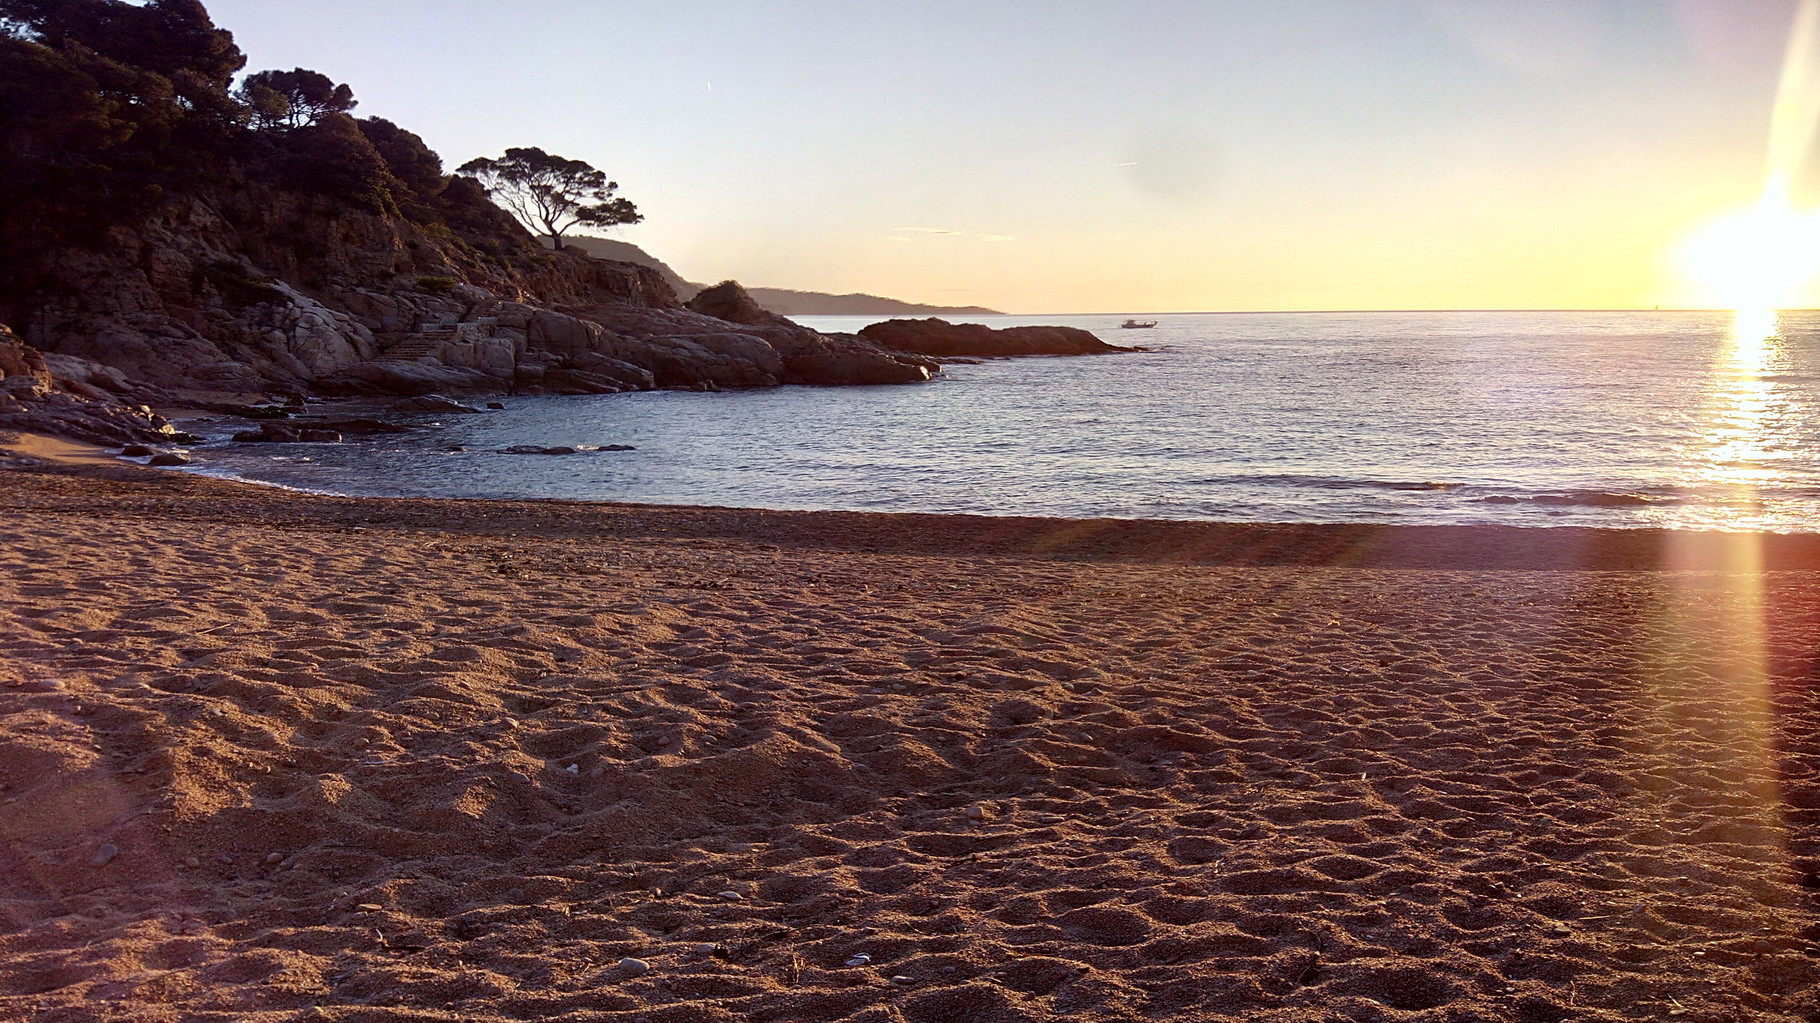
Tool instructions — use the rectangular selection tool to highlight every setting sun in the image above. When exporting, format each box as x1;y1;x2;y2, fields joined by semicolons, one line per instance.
1679;191;1820;309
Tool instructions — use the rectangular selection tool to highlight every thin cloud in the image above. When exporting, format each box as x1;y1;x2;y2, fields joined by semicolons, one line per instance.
888;227;1015;243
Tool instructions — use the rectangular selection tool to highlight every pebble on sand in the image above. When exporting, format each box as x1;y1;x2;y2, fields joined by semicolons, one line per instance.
844;954;871;967
966;803;987;820
716;890;742;901
617;957;650;976
89;843;119;867
264;852;285;865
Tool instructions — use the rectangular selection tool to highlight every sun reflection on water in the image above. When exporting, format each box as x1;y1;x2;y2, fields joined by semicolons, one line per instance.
1694;309;1791;493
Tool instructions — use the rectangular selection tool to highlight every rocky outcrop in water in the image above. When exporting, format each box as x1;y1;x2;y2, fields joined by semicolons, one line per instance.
858;318;1137;358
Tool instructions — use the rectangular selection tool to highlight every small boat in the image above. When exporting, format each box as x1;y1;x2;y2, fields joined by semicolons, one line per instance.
1120;319;1158;329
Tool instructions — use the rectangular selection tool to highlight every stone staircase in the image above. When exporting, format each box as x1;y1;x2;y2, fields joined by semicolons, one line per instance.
381;324;459;362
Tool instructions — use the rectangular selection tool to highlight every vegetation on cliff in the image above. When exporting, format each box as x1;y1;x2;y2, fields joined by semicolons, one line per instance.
457;147;642;251
0;0;546;307
0;0;939;416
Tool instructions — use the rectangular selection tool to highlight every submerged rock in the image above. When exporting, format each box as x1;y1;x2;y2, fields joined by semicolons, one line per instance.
389;394;484;415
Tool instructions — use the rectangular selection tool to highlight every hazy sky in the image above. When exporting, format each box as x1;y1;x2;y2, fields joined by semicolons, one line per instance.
206;0;1804;312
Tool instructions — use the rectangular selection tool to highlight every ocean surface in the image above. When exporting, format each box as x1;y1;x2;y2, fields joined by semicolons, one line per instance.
183;310;1820;531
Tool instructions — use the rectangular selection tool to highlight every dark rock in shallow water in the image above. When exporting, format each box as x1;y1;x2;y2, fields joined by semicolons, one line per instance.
299;429;342;443
498;443;633;455
486;402;505;410
389;394;483;415
121;444;156;457
148;451;191;466
858;317;1137;358
233;422;300;443
298;418;409;435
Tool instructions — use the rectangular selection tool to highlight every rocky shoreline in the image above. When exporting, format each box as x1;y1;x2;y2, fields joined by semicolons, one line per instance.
1;246;1140;451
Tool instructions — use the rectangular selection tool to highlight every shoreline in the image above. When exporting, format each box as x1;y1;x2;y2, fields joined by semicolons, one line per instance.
9;444;1820;573
2;444;1817;1021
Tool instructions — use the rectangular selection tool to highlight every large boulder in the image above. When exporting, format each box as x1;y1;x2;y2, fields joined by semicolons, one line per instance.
686;279;794;328
858;317;1134;358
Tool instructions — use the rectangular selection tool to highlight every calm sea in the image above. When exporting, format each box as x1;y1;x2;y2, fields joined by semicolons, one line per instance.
183;310;1820;531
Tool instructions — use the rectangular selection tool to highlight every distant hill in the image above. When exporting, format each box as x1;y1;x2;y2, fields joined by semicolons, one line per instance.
563;237;701;301
738;288;1001;318
566;236;1001;318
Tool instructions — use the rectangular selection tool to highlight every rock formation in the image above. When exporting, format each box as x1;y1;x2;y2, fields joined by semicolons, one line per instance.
0;324;193;447
858;318;1137;358
10;189;933;407
0;0;936;445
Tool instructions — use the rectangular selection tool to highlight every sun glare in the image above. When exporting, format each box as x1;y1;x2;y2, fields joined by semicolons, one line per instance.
1679;192;1820;309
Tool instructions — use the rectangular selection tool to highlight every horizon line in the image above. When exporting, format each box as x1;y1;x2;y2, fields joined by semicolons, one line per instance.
969;306;1819;317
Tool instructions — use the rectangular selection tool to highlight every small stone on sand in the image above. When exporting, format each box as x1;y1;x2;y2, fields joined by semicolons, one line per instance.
717;890;742;900
618;957;650;975
844;954;871;967
966;804;986;820
90;843;118;867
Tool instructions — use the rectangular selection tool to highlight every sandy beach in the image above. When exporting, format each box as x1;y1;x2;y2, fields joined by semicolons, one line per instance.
2;451;1818;1022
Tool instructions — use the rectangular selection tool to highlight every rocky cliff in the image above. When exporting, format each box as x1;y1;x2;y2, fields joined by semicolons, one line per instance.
0;0;932;431
8;180;933;406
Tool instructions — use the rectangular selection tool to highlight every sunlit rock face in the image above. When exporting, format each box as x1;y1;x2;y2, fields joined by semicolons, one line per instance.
0;323;187;445
0;324;51;389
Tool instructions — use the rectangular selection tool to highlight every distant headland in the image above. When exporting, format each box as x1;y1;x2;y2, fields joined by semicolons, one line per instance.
562;237;1002;317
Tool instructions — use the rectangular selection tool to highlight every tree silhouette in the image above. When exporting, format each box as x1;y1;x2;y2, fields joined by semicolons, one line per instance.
237;67;354;130
456;147;641;249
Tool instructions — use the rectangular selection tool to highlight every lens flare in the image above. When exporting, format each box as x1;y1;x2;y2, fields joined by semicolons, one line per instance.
1677;0;1820;309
